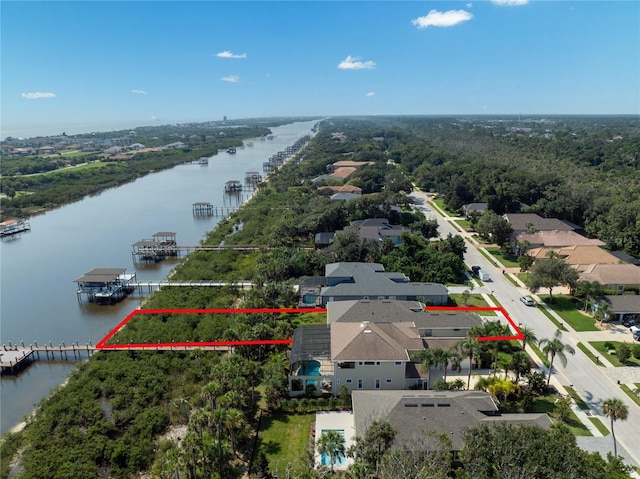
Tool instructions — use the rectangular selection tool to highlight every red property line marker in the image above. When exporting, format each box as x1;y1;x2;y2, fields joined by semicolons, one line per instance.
95;308;325;350
96;305;521;350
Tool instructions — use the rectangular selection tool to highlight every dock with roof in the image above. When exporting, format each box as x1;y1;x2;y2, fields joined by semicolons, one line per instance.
74;268;137;304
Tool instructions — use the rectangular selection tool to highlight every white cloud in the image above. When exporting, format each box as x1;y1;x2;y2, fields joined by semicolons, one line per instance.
491;0;528;5
466;3;473;8
338;55;376;70
366;92;376;97
216;51;247;59
21;92;56;99
132;89;147;95
411;9;473;29
221;75;240;83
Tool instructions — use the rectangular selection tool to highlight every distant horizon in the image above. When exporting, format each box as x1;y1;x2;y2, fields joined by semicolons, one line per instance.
2;1;638;140
4;112;639;141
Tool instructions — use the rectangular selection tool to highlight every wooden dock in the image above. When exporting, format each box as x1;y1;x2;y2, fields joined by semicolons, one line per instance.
1;342;234;374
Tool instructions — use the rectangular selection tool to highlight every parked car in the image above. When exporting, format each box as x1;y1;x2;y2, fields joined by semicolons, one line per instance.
622;317;638;327
630;325;640;335
634;331;640;342
520;296;535;307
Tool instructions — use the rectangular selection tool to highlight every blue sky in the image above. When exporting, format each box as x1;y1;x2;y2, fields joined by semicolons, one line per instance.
2;1;639;138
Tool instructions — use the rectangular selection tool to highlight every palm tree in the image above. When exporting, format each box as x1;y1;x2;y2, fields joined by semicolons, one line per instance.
576;280;604;311
519;326;538;353
420;348;438;389
593;299;612;326
434;348;452;382
458;336;482;390
538;330;575;387
317;430;346;474
601;398;629;457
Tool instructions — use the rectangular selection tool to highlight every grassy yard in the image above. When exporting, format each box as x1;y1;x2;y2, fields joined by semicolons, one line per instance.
620;384;640;407
577;343;602;366
538;295;599;332
259;412;315;476
501;395;591;436
588;341;640;367
454;219;473;231
431;198;453;217
536;305;568;332
448;293;497;315
485;247;520;268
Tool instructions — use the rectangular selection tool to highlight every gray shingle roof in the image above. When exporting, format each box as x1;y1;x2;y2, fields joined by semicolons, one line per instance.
352;390;551;451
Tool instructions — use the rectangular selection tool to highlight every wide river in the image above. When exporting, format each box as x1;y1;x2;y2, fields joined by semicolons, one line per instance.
0;119;318;434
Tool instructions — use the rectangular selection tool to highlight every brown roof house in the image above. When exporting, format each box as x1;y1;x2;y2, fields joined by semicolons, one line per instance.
527;245;623;271
514;230;605;250
288;300;483;396
503;213;577;235
579;264;640;293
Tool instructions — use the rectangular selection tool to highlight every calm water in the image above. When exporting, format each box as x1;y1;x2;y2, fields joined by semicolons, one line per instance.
0;120;317;434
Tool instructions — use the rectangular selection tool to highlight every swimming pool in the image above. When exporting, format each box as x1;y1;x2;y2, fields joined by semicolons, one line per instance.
299;360;321;376
320;429;347;466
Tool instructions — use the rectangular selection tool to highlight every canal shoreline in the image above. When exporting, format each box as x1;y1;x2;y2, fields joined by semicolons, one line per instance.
0;120;318;436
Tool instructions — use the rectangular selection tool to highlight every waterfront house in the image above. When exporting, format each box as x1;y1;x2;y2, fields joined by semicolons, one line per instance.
352;390;551;453
299;262;448;307
288;300;483;396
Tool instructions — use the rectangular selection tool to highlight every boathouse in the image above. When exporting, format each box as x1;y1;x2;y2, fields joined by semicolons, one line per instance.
75;268;137;304
131;232;177;262
0;218;31;237
224;180;243;193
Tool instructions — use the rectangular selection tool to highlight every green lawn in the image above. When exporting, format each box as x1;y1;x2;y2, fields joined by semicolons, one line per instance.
588;417;610;436
588;341;640;367
538;295;599;332
259;412;315;476
536;305;568;332
501;395;591;436
449;293;497;315
431;198;453;217
485;247;520;268
454;219;473;231
563;385;589;410
577;342;602;366
620;384;640;407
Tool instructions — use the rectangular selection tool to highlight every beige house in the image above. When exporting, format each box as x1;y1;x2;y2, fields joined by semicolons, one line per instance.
288;300;483;396
527;245;622;269
514;229;605;249
579;264;640;293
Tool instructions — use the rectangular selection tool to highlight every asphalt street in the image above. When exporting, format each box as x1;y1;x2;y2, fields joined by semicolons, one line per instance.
410;190;640;469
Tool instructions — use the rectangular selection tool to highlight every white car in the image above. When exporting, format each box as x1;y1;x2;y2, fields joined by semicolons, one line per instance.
630;325;640;334
520;296;535;307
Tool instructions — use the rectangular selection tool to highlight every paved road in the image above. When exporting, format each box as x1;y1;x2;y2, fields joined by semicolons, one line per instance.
410;190;640;469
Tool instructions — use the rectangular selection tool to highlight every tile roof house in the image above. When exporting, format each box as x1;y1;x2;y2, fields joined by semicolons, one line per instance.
514;230;605;249
316;262;448;307
352;390;551;452
579;264;640;293
527;245;623;270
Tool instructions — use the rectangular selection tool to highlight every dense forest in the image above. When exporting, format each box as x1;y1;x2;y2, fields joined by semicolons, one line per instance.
1;116;638;478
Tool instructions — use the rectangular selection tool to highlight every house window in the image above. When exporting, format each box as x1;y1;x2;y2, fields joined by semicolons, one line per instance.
617;285;625;292
346;379;352;384
363;361;376;366
357;379;363;389
395;361;402;366
386;379;392;384
375;379;381;389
